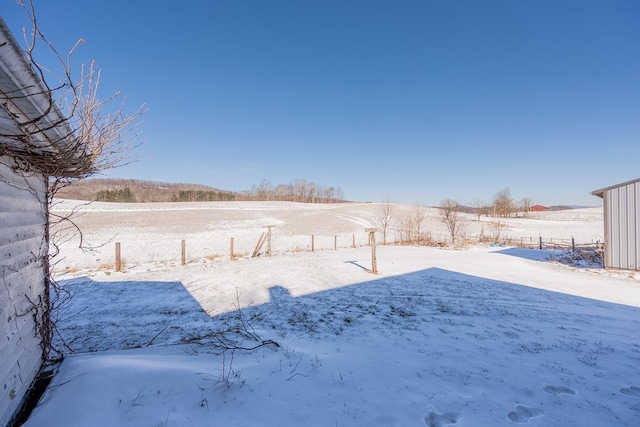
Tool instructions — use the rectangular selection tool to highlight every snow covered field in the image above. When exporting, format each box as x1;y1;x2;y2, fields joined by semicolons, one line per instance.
21;202;640;426
49;200;604;273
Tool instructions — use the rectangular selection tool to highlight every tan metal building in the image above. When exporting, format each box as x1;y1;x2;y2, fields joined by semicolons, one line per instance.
591;178;640;271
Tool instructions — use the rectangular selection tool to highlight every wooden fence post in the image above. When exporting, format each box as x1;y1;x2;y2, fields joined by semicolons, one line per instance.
366;228;379;274
539;236;542;250
572;237;575;253
115;242;121;272
311;235;315;252
334;235;337;251
267;225;275;256
181;240;186;265
352;234;355;248
252;232;266;257
230;237;234;261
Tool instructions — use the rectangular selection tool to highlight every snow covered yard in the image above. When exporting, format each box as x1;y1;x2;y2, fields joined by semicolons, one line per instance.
21;203;640;426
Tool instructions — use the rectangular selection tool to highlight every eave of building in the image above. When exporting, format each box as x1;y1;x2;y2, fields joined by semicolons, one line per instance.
591;178;640;199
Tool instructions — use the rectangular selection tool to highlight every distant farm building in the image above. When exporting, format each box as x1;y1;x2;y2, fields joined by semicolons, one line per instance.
591;178;640;271
530;205;547;212
1;18;86;425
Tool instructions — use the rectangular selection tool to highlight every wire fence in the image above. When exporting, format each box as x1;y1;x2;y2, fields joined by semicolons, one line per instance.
102;230;603;273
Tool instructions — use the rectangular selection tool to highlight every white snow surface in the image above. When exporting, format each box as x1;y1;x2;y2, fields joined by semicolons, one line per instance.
22;201;640;426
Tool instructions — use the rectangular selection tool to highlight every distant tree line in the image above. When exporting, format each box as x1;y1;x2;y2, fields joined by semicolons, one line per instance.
59;178;346;204
60;179;235;202
239;179;346;203
95;187;136;202
171;190;236;202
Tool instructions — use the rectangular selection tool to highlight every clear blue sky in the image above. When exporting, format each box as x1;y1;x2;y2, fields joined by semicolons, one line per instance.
4;0;639;206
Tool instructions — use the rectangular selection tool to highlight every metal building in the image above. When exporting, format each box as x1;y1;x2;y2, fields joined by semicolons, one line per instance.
591;178;640;270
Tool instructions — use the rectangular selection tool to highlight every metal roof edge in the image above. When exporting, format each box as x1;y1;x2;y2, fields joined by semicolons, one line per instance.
591;177;640;198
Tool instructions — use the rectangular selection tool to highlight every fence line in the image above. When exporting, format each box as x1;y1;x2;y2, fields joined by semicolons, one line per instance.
106;232;602;272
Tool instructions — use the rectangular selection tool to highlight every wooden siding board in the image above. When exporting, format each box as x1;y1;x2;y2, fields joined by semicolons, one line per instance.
0;308;36;358
1;252;45;332
0;314;39;385
1;236;44;265
0;296;43;427
0;271;41;322
0;223;44;248
0;342;41;427
0;211;46;229
0;174;45;197
0;266;43;364
1;274;43;320
0;184;45;201
0;155;47;426
0;196;43;213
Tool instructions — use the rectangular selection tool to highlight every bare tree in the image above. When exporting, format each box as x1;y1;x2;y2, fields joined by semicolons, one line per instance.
322;186;335;202
411;204;428;245
256;179;273;201
521;196;532;217
239;178;344;203
440;199;465;244
274;183;288;201
469;198;486;221
493;188;514;218
292;179;306;202
375;200;395;245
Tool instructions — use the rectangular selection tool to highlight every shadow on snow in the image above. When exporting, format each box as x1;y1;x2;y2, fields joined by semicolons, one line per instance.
494;247;604;268
56;264;637;353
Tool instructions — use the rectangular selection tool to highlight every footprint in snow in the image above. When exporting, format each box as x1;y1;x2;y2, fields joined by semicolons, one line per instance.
620;386;640;397
543;385;577;396
423;410;461;427
507;405;544;424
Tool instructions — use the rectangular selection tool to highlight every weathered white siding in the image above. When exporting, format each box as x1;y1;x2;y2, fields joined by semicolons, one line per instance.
0;155;48;427
599;180;640;271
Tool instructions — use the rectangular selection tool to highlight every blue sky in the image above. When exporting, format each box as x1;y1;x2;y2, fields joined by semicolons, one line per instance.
4;0;639;206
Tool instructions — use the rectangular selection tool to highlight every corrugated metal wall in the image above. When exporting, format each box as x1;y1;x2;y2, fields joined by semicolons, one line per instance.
603;180;639;270
0;155;47;427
